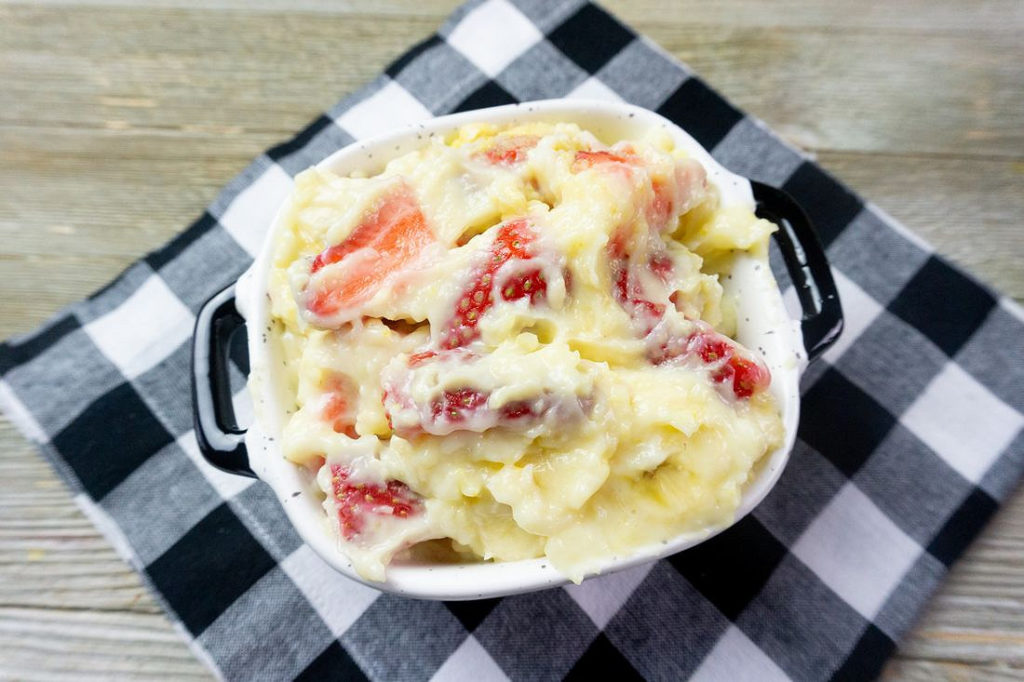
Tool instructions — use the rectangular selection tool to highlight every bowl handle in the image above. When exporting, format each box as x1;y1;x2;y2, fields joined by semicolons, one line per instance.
191;285;256;478
752;181;844;362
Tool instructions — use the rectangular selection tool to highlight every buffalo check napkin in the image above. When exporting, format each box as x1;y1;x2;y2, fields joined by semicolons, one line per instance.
3;1;1024;680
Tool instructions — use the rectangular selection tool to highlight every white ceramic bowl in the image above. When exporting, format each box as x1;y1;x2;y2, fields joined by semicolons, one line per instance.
193;99;840;600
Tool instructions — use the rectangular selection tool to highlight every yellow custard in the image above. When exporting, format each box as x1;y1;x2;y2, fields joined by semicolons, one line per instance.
265;121;783;582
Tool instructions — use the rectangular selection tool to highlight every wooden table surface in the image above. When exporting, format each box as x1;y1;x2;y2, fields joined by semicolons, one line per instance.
1;0;1022;679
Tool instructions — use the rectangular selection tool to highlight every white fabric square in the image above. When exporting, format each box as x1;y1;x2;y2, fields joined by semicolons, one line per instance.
567;76;625;103
902;363;1023;484
178;432;255;500
691;626;790;682
218;163;293;257
792;483;919;620
84;275;193;379
822;269;884;363
563;562;653;629
446;0;542;77
231;386;254;433
430;635;510;682
336;80;433;141
280;544;381;637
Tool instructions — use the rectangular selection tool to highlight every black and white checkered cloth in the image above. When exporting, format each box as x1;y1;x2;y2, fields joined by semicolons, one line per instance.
3;1;1023;679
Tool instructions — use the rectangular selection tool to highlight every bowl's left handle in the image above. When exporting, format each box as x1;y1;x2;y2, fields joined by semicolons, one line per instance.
191;285;256;478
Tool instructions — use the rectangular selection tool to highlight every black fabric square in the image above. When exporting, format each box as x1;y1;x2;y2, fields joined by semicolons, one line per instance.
267;115;335;164
0;314;79;376
52;382;175;499
669;515;787;620
547;3;634;74
799;368;896;478
888;255;998;357
927;487;998;567
145;212;219;272
385;35;443;78
444;598;501;632
146;503;277;636
295;641;368;682
455;80;518;112
656;78;744;151
829;624;895;682
565;632;642;681
781;161;864;248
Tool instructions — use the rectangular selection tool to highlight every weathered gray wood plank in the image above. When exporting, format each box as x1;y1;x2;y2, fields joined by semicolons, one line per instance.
1;4;1021;157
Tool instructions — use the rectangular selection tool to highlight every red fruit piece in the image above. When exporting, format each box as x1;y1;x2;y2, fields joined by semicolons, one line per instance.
427;387;537;429
608;233;666;335
441;219;547;349
408;350;438;367
430;388;488;423
692;334;732;365
481;135;539;165
500;401;535;420
647;179;674;230
321;374;358;438
654;329;770;399
572;149;634;171
329;464;421;540
648;252;673;283
306;183;435;317
499;269;547;303
714;356;772;399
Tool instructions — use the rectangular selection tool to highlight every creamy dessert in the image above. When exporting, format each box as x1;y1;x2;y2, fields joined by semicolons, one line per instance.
265;121;784;582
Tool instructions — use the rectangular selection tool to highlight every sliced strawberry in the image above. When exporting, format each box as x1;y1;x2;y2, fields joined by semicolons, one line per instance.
500;401;535;420
321;374;358;438
328;464;421;540
714;356;772;399
608;233;667;336
572;149;634;171
441;219;547;349
648;252;674;283
647;178;674;230
576;154;688;232
384;382;541;437
652;329;771;399
428;387;538;426
306;183;435;317
481;135;539;165
499;268;546;303
430;388;489;423
692;333;732;364
608;230;771;400
408;350;438;367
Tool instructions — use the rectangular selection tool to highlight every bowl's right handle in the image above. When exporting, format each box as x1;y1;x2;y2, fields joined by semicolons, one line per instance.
752;181;844;362
191;284;255;478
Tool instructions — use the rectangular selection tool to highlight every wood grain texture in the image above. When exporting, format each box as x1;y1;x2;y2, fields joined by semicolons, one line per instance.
0;0;1021;679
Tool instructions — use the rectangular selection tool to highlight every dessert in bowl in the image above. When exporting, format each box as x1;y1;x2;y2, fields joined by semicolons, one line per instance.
192;100;842;599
